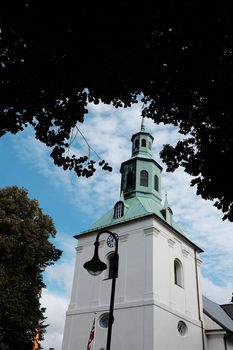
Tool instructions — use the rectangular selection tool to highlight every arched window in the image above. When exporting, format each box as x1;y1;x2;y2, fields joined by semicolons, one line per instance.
135;139;139;149
141;139;146;147
114;201;124;219
149;141;152;150
174;259;184;288
126;171;134;191
108;253;118;279
154;175;159;191
140;170;148;187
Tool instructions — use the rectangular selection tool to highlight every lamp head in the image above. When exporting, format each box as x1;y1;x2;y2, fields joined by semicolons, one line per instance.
83;256;107;276
83;240;107;276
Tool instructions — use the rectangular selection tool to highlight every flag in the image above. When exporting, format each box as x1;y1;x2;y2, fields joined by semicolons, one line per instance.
87;317;95;350
32;327;40;350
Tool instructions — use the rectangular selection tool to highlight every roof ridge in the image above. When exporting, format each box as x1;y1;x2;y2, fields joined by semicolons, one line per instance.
203;295;233;332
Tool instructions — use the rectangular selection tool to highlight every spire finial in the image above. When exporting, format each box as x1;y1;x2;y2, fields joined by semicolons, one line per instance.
163;191;169;208
141;116;145;131
120;191;125;202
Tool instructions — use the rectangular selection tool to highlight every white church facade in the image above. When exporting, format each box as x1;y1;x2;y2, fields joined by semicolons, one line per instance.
62;120;233;350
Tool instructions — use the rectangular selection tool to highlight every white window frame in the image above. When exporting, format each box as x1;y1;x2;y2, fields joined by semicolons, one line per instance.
174;258;184;288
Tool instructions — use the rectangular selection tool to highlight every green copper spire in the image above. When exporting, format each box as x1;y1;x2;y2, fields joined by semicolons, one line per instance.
81;119;186;238
120;118;162;203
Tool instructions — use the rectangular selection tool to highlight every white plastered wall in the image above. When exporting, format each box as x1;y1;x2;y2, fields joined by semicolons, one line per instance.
62;215;204;350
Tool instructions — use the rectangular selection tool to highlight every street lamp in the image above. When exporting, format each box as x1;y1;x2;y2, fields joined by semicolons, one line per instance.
84;229;119;350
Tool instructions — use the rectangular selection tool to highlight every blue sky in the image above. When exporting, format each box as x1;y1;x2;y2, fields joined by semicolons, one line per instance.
1;102;233;350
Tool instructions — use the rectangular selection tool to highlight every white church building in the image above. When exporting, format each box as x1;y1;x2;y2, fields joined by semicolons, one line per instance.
62;120;233;350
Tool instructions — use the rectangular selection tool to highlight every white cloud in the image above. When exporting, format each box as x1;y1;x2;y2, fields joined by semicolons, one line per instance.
43;230;76;295
55;232;77;260
41;289;69;350
201;274;233;305
45;261;75;294
12;133;75;193
40;232;76;349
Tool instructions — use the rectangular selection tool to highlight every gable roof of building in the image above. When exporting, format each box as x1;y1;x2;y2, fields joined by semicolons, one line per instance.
86;196;168;231
77;195;203;252
221;304;233;320
203;295;233;332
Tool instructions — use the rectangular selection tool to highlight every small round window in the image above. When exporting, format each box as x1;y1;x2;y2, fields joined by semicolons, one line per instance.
177;321;187;336
99;313;114;328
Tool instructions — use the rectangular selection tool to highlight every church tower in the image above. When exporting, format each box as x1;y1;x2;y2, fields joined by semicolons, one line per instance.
120;117;162;204
62;120;205;350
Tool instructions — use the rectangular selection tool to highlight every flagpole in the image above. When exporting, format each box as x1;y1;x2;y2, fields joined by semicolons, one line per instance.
86;314;96;350
93;312;97;350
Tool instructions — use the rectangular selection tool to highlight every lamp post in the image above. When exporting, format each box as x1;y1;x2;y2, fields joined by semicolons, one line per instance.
84;229;119;350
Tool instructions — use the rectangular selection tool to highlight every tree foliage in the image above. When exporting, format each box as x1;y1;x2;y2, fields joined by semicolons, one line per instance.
1;2;233;220
0;186;62;350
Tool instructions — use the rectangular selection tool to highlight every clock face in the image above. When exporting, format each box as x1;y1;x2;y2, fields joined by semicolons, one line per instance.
99;313;109;328
99;313;114;328
106;233;119;248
